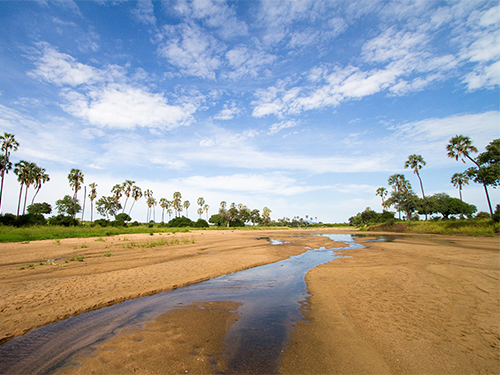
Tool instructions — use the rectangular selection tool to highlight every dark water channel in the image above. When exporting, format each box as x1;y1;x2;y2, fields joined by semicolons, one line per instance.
0;234;370;375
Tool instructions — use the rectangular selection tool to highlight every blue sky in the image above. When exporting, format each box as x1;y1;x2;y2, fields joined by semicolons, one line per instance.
0;0;499;223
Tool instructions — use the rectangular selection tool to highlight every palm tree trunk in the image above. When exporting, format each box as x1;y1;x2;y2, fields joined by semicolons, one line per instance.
91;200;94;224
0;168;6;212
483;183;493;216
416;172;427;220
17;184;23;216
129;200;136;216
23;186;29;215
81;186;86;221
459;187;464;219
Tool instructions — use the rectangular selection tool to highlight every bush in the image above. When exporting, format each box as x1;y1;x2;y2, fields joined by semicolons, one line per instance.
0;213;17;226
167;216;194;228
94;219;110;227
475;212;491;220
15;213;47;227
492;205;500;223
49;215;79;227
195;218;209;228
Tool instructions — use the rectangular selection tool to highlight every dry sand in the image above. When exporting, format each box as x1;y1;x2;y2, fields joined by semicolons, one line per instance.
1;230;499;374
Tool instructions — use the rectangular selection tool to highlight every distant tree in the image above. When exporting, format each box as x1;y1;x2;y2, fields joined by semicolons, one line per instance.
96;196;122;220
88;182;98;224
173;191;182;217
197;207;203;218
128;185;142;217
27;202;52;215
451;173;470;219
14;160;32;216
425;193;477;219
159;198;169;223
387;174;416;220
56;195;81;217
68;168;84;202
30;166;49;206
250;209;261;226
447;135;494;216
121;180;135;213
183;200;190;218
376;187;388;211
111;184;123;204
262;207;272;226
0;133;19;211
405;154;427;219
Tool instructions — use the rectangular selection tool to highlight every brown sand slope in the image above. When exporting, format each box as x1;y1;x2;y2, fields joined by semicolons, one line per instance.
0;229;341;343
280;234;500;375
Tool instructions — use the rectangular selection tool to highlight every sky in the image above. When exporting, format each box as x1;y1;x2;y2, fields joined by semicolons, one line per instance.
0;0;499;223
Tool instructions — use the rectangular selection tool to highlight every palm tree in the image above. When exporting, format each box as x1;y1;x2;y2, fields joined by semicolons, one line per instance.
121;180;135;213
30;167;50;206
14;161;31;216
159;198;169;222
88;182;98;224
376;187;388;211
0;133;19;211
388;174;408;220
68;168;84;205
183;200;190;218
404;154;427;219
451;172;470;219
111;184;123;204
220;201;227;210
173;191;182;217
128;185;142;217
144;189;153;222
204;204;210;221
447;135;493;216
197;207;203;218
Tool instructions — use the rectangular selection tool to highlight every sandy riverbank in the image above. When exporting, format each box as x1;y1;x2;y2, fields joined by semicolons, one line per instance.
1;230;499;374
0;228;341;343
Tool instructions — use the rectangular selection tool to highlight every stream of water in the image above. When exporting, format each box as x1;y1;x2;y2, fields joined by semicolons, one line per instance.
0;233;368;374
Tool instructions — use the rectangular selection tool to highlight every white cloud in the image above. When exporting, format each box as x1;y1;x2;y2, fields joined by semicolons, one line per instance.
213;101;241;120
62;85;194;130
268;120;299;135
132;0;157;26
28;43;101;86
224;46;276;80
158;23;225;79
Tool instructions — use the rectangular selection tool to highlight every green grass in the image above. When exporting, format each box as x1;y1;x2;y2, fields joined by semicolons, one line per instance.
368;219;499;236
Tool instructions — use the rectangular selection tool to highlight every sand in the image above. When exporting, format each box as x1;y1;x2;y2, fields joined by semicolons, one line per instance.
1;229;499;374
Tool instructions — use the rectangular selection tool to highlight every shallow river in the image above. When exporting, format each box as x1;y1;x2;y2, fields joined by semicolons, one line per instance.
0;233;371;374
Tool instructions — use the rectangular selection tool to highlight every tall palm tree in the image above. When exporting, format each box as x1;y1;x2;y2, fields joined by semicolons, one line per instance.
376;187;388;211
159;198;169;222
144;189;153;222
183;200;190;218
128;185;142;217
197;207;203;218
173;191;182;217
30;167;49;206
204;204;210;221
68;169;84;202
167;208;173;221
14;161;31;216
447;135;493;215
404;154;427;219
111;184;123;204
197;197;205;213
451;173;470;219
88;182;98;224
220;201;227;210
121;180;135;213
0;133;19;211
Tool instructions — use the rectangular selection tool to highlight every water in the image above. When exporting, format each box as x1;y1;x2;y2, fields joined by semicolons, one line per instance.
0;234;366;375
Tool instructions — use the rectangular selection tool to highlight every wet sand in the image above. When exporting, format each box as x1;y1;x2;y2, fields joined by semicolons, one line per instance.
1;230;499;374
280;234;500;374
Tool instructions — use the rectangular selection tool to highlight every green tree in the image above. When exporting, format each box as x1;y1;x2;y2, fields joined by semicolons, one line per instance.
262;207;272;226
183;200;190;218
96;196;122;220
30;166;49;206
387;174;417;221
405;154;427;219
425;193;477;219
88;182;98;224
159;198;169;223
14;160;33;216
173;191;182;217
68;168;84;203
447;135;494;216
56;195;81;217
376;187;388;211
111;184;123;204
128;185;142;217
27;202;52;215
0;133;19;212
451;173;470;219
121;180;135;213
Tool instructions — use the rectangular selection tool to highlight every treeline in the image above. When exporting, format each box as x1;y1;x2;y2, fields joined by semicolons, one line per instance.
350;135;499;226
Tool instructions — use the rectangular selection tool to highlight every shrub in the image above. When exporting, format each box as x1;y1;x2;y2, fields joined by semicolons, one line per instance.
167;216;194;228
0;213;18;226
195;218;209;228
94;219;110;227
49;215;79;227
475;212;491;220
492;204;500;223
